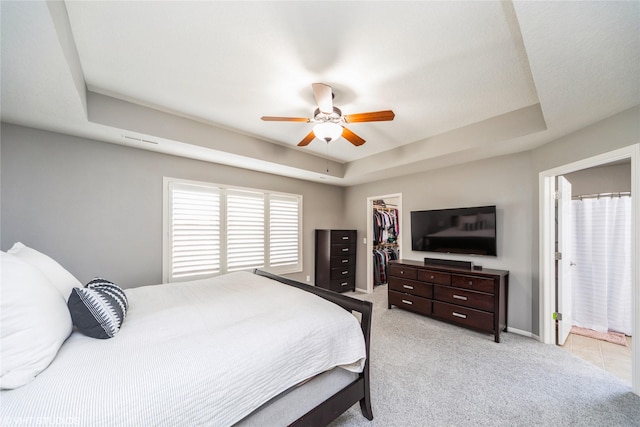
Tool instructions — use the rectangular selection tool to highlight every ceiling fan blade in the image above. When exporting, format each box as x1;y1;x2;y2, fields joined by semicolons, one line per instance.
297;131;316;146
344;110;395;123
261;116;310;122
312;83;333;114
341;127;366;146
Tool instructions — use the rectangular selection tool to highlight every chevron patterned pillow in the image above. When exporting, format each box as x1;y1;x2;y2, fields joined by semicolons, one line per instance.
67;278;128;339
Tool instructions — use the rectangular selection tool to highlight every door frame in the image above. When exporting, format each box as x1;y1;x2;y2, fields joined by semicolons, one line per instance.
538;144;639;394
366;193;402;294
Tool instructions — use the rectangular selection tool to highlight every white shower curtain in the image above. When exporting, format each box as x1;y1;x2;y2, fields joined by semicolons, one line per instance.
571;196;632;335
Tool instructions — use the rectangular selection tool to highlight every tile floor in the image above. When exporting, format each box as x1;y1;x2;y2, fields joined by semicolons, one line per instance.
560;332;633;385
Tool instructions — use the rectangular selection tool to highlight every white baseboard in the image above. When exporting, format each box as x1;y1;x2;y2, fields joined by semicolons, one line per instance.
507;326;540;341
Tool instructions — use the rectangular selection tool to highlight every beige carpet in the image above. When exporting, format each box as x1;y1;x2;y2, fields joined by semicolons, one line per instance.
571;325;628;346
329;285;640;426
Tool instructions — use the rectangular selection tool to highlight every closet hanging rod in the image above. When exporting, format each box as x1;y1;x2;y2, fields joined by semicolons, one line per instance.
572;191;631;200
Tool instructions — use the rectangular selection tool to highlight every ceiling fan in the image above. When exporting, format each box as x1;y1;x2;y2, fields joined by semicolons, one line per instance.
261;83;395;147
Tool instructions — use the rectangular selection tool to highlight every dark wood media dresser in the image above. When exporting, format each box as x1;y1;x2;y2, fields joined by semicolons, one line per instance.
387;259;509;342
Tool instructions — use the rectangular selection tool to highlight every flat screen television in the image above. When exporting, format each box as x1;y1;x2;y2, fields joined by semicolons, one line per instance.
410;205;497;256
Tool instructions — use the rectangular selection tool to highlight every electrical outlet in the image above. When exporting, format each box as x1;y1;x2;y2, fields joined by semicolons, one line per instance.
306;275;310;282
363;238;367;244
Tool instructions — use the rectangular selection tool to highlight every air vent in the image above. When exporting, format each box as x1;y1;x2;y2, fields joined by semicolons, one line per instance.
123;135;158;145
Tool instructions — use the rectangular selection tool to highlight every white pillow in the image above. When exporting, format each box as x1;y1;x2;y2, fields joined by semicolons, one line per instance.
8;242;81;300
0;252;73;389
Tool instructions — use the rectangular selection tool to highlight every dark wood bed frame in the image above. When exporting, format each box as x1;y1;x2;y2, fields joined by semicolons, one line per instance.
254;269;373;426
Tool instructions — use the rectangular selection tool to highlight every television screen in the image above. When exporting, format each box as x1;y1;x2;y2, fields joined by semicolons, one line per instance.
410;205;497;256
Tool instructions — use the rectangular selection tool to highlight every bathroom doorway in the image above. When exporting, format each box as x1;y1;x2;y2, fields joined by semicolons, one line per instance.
538;144;639;394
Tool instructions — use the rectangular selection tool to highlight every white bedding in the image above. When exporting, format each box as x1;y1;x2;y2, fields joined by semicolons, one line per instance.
0;271;366;426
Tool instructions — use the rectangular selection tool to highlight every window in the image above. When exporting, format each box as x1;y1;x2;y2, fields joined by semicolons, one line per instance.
226;189;264;272
168;182;221;280
163;178;302;282
269;194;301;268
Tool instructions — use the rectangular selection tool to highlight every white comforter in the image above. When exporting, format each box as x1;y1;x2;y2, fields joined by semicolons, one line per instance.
0;271;366;426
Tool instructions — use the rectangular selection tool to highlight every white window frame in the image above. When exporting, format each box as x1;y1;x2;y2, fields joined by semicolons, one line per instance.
163;177;303;282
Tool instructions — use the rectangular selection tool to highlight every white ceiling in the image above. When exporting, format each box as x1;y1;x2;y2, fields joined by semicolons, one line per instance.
1;1;639;185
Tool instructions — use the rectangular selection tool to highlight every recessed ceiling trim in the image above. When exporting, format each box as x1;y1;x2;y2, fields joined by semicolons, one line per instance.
345;103;547;180
87;91;345;179
46;0;87;117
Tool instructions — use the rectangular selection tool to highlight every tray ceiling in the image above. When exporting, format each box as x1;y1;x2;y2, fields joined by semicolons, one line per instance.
1;1;638;185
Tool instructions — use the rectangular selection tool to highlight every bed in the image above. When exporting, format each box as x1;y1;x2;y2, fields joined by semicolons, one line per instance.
0;245;373;426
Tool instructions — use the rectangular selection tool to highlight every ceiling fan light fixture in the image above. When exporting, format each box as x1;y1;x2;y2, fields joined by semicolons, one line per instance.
262;83;393;147
313;122;343;143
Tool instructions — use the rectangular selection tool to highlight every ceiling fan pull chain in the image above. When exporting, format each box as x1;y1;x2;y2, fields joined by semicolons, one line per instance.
326;141;330;174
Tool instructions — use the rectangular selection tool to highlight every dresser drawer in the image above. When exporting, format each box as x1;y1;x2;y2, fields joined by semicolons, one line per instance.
331;230;356;242
389;277;433;299
330;265;355;280
433;301;494;333
388;265;418;280
332;243;355;255
417;269;450;285
329;277;355;292
389;290;432;316
433;285;493;312
330;254;355;268
451;274;495;294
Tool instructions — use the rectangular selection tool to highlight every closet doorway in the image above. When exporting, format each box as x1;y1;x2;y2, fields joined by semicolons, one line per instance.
366;193;402;294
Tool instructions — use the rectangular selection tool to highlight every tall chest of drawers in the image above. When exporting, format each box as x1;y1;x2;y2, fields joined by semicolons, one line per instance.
315;229;357;293
388;259;509;342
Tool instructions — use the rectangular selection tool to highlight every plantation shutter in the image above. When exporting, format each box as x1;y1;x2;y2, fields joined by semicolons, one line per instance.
226;189;265;271
269;194;301;269
169;182;221;281
164;178;302;281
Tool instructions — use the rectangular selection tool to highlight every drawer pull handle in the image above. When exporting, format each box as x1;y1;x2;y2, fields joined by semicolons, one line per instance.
341;271;348;275
401;299;413;305
453;295;468;301
342;236;349;240
468;281;473;285
403;285;414;290
452;312;467;319
342;259;349;263
340;282;348;286
342;248;349;252
430;275;435;280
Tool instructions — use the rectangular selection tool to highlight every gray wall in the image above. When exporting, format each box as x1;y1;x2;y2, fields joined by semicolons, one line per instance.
528;105;639;335
0;123;346;288
343;105;639;336
344;152;534;334
2;105;638;335
564;162;631;195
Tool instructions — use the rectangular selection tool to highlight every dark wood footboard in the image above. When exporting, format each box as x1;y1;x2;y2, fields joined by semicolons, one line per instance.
253;269;373;426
